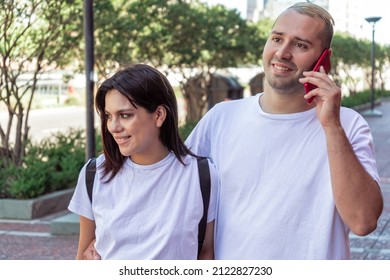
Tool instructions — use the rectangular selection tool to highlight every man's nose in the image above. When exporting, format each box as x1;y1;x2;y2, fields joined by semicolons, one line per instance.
275;44;292;60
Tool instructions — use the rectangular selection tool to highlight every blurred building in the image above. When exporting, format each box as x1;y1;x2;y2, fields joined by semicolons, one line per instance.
246;0;366;41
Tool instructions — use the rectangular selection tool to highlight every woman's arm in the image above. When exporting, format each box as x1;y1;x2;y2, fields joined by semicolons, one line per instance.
198;220;214;260
76;216;97;260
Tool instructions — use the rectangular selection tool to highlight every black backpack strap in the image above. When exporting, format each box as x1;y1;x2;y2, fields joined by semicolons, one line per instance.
197;157;211;258
85;157;97;204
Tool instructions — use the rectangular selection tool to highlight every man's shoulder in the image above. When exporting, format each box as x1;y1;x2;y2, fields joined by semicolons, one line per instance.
340;106;370;131
340;106;365;120
212;95;258;112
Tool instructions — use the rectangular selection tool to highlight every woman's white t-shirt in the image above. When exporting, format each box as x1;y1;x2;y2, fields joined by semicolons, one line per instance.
68;153;218;260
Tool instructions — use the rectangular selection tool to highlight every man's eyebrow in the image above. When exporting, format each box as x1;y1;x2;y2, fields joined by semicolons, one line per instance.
271;31;283;35
271;30;313;46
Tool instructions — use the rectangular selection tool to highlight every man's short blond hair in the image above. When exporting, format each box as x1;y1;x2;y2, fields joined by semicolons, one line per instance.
277;2;335;48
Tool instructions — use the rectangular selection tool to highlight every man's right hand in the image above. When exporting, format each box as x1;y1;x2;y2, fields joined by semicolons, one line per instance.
83;238;101;260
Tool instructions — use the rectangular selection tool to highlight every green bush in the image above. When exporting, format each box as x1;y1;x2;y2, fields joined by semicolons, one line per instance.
342;90;390;108
179;121;198;140
341;91;371;108
0;128;88;199
64;95;81;106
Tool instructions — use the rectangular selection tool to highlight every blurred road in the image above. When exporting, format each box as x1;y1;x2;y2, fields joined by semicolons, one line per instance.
0;106;90;143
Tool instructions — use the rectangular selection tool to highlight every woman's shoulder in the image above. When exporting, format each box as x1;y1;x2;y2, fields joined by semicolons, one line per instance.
182;155;216;174
95;154;105;164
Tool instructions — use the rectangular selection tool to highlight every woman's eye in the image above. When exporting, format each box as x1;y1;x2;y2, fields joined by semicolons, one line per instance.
121;113;132;119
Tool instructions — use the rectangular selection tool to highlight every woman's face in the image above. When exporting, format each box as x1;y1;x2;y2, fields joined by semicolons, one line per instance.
104;89;166;164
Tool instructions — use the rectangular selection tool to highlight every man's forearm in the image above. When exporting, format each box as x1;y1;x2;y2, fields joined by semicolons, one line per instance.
325;125;383;236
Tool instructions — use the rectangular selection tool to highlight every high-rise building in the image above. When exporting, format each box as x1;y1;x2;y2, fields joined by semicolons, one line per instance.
246;0;263;22
246;0;367;41
328;0;363;39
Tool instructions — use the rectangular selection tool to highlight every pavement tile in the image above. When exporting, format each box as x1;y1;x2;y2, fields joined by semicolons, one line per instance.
364;251;390;260
0;235;78;260
0;222;51;233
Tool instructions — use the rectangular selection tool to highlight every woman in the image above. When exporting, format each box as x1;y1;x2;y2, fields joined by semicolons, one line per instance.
68;64;217;260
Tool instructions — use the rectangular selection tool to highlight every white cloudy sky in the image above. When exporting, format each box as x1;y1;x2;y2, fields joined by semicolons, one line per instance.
204;0;389;45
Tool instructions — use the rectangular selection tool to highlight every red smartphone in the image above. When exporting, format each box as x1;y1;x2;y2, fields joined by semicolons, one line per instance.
304;48;331;104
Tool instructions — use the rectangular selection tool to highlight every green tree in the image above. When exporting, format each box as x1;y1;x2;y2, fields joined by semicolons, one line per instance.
78;1;263;122
376;44;390;91
167;2;263;121
331;33;390;96
331;33;371;95
0;0;83;165
92;0;138;82
120;0;262;122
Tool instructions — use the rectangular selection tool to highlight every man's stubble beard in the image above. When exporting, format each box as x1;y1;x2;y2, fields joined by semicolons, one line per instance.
264;74;303;95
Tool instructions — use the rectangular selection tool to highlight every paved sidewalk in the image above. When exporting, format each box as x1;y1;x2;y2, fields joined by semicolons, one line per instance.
349;183;390;259
0;99;389;260
0;211;78;259
349;97;390;260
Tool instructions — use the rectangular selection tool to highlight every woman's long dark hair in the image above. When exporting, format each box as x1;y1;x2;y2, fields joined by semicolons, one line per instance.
95;64;197;182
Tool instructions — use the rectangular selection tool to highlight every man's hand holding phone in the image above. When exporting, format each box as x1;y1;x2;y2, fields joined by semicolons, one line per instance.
300;48;343;127
304;48;331;104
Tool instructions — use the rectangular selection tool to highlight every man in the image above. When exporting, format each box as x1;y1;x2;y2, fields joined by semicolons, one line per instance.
185;2;382;259
84;2;383;260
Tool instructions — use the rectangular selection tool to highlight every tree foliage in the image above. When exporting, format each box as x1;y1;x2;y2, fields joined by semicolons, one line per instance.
331;32;389;95
0;0;83;165
92;0;137;81
109;0;263;121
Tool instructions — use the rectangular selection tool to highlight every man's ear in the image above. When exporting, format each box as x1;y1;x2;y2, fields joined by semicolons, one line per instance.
328;48;333;58
154;105;167;128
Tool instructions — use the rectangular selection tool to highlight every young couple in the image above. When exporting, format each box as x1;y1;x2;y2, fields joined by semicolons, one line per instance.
69;2;383;260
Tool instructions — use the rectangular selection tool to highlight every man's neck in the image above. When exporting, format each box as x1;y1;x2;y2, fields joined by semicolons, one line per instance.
259;88;315;114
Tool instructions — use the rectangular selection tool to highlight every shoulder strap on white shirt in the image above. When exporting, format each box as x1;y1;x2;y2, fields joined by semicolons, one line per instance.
84;156;211;258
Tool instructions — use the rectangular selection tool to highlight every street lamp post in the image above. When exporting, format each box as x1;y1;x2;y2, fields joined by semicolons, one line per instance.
362;16;382;117
84;0;96;160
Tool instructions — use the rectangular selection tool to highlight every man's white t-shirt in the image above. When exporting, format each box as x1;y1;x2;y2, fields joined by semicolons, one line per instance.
68;153;218;260
185;93;380;259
